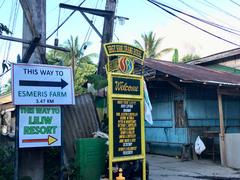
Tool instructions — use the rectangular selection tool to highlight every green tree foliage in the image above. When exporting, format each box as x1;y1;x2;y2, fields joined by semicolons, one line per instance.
47;36;98;94
134;31;173;59
182;54;200;63
74;62;97;94
172;49;179;63
0;147;14;179
86;74;108;90
0;79;11;95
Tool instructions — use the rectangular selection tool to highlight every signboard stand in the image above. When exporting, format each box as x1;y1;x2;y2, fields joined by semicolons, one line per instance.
12;63;75;179
105;43;146;180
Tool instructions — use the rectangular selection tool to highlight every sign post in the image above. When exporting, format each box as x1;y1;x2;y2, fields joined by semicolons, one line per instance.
105;43;146;180
12;63;75;179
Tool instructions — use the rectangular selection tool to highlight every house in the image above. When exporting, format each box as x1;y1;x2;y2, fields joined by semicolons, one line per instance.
187;48;240;74
0;93;15;147
137;59;240;167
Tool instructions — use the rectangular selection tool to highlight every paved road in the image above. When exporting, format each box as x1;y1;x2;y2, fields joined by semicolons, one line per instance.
147;154;240;180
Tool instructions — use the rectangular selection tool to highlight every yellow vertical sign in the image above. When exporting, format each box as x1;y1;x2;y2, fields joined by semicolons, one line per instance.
105;43;146;180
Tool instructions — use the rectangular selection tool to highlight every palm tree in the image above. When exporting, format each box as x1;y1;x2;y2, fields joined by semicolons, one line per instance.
47;36;97;71
134;31;173;59
47;36;98;94
48;36;97;64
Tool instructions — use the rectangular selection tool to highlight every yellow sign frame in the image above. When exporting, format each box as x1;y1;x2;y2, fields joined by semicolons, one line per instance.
107;72;146;180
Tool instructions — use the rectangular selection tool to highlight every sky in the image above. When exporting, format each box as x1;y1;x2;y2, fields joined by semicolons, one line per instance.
1;0;240;87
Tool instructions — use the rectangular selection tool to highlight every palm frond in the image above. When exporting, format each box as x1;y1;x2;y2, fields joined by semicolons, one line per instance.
155;48;174;59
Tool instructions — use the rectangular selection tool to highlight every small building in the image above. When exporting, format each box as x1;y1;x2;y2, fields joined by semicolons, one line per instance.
0;93;15;144
187;48;240;74
139;59;240;167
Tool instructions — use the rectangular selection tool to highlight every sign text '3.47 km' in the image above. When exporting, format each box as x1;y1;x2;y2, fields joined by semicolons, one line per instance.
12;63;75;105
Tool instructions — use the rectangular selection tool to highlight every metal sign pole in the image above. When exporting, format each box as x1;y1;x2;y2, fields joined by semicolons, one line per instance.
14;106;19;180
60;106;64;180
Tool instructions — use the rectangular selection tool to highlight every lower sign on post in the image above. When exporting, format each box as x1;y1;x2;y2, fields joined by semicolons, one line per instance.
19;106;61;148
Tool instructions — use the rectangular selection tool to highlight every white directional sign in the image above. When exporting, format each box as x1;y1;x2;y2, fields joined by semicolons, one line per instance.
12;63;75;105
19;106;61;148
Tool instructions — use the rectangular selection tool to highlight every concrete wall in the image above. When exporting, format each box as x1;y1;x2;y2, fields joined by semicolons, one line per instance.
225;133;240;169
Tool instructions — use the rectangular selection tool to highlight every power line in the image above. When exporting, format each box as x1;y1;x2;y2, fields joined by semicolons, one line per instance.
151;0;240;38
0;0;6;9
46;0;86;41
47;0;72;14
83;0;101;44
6;0;19;60
3;0;15;60
147;0;240;47
229;0;240;7
202;0;240;21
179;0;240;33
178;0;209;20
157;1;240;36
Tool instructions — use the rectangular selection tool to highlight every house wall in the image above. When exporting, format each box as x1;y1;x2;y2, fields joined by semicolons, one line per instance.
146;83;240;156
199;55;240;74
186;85;240;143
146;83;188;156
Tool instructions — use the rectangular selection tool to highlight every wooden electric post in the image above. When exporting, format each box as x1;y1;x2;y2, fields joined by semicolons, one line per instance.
97;0;116;75
19;0;46;179
59;0;117;76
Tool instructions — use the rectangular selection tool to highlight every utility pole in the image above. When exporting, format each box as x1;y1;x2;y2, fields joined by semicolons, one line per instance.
20;0;46;64
19;0;46;179
97;0;117;75
59;0;117;76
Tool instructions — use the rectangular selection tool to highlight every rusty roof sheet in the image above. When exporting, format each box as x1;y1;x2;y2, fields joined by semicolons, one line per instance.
143;58;240;87
187;48;240;65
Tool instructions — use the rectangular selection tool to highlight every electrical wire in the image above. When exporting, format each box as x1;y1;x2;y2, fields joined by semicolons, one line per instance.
178;0;240;33
46;0;86;40
3;0;15;60
178;0;209;20
47;0;72;14
202;0;240;21
0;0;6;9
6;0;19;60
153;0;240;36
229;0;240;8
83;0;100;45
147;0;240;47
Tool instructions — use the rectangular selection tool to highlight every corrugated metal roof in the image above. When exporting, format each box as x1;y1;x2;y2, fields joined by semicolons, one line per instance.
143;58;240;87
63;93;100;159
187;48;240;65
